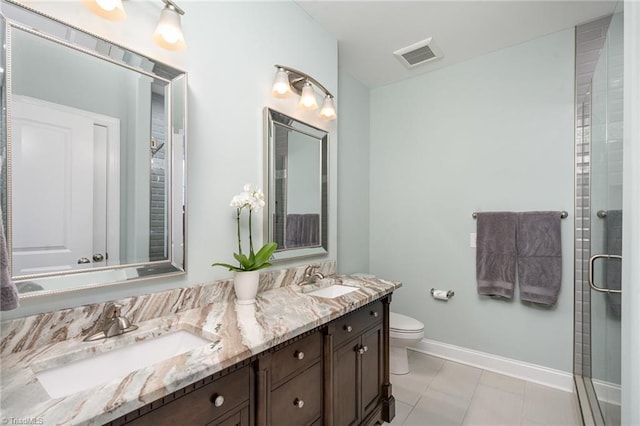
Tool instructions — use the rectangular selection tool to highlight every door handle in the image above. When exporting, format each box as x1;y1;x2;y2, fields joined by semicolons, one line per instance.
77;257;90;264
93;253;104;262
588;254;622;294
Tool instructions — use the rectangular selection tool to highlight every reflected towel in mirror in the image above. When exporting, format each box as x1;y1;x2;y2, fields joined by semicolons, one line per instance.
286;214;320;248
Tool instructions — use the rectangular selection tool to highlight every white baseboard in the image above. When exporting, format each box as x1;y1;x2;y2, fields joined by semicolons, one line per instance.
592;379;621;406
411;338;574;392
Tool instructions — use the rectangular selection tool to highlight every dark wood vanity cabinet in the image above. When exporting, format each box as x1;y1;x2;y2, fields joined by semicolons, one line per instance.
110;296;394;426
256;330;324;426
112;363;252;426
328;300;389;426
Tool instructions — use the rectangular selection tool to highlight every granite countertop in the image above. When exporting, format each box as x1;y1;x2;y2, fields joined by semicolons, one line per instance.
0;274;400;425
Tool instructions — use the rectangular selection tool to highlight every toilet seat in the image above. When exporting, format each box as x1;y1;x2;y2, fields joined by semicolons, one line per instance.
390;312;424;332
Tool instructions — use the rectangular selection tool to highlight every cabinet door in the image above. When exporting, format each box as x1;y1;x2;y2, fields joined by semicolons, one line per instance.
361;324;383;418
333;339;361;426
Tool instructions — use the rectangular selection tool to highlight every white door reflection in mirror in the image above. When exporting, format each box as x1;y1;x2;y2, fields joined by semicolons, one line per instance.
12;96;120;276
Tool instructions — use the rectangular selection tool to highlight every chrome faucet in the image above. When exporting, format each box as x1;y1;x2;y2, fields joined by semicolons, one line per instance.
84;302;138;342
302;265;325;284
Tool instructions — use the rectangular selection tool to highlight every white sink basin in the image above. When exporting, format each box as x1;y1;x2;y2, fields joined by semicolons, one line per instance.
36;330;210;398
307;284;358;299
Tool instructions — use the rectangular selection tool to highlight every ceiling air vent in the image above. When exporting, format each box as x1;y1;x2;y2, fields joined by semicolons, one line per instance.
394;37;443;69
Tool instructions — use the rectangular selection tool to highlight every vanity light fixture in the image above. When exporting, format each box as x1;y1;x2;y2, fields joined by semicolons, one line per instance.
320;95;337;120
299;81;318;110
84;0;187;51
271;65;337;120
83;0;127;21
152;0;187;51
272;68;293;98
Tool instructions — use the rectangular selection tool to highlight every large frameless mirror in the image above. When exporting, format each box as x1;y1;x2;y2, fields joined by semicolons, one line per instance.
264;108;328;261
1;1;187;297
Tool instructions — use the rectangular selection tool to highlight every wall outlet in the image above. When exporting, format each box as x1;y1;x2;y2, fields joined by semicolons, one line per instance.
470;233;477;248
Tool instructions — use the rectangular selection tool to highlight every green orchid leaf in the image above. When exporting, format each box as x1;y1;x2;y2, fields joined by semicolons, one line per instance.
211;262;242;272
233;252;253;269
252;261;273;271
254;242;277;266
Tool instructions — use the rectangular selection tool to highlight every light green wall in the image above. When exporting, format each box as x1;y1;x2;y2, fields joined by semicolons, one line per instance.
368;29;575;372
621;3;640;423
287;132;321;213
336;69;370;274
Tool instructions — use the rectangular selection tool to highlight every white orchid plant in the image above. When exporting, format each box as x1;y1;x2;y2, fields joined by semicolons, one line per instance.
212;184;277;272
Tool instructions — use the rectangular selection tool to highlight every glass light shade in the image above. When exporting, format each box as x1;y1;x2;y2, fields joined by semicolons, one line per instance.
83;0;126;21
272;68;292;98
299;82;318;110
152;6;187;51
319;96;337;120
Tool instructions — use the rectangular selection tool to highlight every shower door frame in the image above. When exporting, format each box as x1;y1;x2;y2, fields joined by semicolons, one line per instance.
573;13;623;426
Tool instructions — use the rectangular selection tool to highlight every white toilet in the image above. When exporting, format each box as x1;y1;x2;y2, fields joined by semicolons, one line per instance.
390;312;424;375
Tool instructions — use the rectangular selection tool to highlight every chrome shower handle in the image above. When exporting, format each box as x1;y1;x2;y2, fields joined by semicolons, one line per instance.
588;254;622;294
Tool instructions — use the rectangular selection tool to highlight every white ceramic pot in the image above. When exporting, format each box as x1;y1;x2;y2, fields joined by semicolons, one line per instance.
233;270;260;305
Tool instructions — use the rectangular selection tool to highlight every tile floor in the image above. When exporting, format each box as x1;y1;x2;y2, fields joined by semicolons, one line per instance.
384;350;583;426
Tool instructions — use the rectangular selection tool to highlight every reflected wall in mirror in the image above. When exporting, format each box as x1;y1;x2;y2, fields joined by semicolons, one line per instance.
264;108;328;261
1;1;187;297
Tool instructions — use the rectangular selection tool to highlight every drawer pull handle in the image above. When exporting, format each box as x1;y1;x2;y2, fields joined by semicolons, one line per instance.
371;311;378;318
294;398;305;408
344;325;353;332
294;350;305;360
212;394;224;407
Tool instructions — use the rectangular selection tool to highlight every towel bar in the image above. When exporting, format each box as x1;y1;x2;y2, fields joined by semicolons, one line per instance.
472;211;568;219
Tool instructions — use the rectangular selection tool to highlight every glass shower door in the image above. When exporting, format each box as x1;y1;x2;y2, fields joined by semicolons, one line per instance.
588;9;623;425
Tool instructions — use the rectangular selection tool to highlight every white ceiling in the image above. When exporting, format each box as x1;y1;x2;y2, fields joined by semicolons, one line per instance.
296;0;618;88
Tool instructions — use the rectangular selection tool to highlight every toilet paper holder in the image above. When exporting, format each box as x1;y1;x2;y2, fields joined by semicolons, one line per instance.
430;288;455;300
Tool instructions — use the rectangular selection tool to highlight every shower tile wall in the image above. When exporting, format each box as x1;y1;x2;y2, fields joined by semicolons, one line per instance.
574;16;612;377
150;93;166;261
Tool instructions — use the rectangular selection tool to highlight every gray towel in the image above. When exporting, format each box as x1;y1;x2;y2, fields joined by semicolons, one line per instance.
476;212;517;298
606;210;622;316
516;212;562;306
1;205;19;311
286;214;320;248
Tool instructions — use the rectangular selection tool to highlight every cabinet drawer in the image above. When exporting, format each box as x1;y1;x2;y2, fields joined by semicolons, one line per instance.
207;406;249;426
332;301;383;347
271;361;323;426
270;331;323;386
128;365;250;425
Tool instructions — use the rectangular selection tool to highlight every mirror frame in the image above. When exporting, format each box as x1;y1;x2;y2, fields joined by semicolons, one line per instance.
264;108;328;261
1;1;188;298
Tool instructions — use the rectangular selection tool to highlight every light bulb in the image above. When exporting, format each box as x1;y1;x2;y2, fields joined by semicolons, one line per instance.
96;0;120;11
272;68;292;98
83;0;126;21
299;82;318;110
153;5;186;51
319;95;337;120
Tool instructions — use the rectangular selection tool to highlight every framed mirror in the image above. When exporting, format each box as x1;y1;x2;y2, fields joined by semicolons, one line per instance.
264;108;328;261
1;1;187;297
